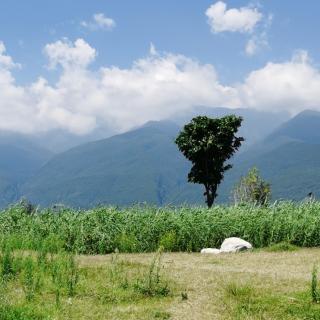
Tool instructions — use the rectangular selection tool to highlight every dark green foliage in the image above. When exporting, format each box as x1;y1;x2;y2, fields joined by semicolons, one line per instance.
175;115;243;207
232;167;271;205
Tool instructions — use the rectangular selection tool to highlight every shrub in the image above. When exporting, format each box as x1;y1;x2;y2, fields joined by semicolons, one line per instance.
159;231;177;252
232;167;271;205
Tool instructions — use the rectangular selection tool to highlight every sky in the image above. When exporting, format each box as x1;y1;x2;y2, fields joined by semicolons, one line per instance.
1;0;320;136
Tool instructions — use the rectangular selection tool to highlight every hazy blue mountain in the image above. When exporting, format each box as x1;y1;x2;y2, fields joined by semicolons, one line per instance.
19;108;320;207
29;127;116;153
22;121;202;207
265;109;320;144
0;132;53;207
218;110;320;201
22;106;290;153
171;106;289;148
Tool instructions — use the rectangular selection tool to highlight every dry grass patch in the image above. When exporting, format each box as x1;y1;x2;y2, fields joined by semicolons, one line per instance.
1;249;320;319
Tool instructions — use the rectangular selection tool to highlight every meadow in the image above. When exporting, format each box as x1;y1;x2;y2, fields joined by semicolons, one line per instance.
1;201;320;319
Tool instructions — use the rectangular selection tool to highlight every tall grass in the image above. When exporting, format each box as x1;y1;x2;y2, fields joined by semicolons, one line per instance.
1;201;320;253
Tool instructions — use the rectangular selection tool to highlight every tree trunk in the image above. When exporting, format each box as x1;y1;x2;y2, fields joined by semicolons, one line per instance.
206;193;214;208
204;185;216;208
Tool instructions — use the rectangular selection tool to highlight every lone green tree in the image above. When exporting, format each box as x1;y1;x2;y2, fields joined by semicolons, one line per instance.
175;115;244;208
232;167;271;205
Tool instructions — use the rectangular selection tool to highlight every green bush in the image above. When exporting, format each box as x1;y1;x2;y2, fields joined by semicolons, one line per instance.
159;231;177;252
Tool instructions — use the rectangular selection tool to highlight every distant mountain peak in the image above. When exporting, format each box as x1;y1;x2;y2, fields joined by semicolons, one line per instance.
295;109;320;117
265;109;320;145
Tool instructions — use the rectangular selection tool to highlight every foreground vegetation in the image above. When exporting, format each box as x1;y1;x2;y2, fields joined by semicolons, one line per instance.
1;202;320;318
1;201;320;254
1;247;320;319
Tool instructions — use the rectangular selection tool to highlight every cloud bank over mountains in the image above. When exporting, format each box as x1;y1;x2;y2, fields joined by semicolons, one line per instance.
0;38;319;135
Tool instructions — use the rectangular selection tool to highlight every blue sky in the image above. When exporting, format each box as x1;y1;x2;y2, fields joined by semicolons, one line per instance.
1;0;319;83
0;1;320;135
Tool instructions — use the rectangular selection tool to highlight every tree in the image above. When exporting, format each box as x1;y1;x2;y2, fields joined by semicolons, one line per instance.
232;167;271;205
175;115;244;208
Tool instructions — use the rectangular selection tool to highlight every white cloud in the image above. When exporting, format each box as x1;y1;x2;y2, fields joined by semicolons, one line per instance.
245;38;257;56
81;13;115;31
44;38;96;69
0;42;20;69
240;50;320;113
245;13;273;56
0;39;239;135
245;34;268;56
206;1;262;33
0;39;320;136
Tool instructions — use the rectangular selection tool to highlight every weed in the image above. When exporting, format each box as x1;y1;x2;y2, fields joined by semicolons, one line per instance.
266;242;299;252
66;254;79;297
0;247;15;281
21;256;41;301
311;264;320;303
134;247;170;297
154;310;171;319
50;257;64;308
225;282;254;300
181;291;188;300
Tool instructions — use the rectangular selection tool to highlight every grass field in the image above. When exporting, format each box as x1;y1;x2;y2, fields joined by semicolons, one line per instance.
2;202;320;319
1;248;320;319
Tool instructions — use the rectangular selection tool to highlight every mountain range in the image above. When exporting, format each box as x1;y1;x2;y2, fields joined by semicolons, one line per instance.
0;132;52;208
1;107;320;208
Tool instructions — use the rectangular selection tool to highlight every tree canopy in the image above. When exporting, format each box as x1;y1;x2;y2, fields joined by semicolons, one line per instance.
175;115;244;207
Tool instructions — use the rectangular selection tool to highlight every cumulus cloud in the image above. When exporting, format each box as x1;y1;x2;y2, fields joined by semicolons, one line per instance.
240;50;320;113
44;38;96;69
206;1;262;33
206;2;272;57
0;38;319;136
0;38;239;135
81;13;115;31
